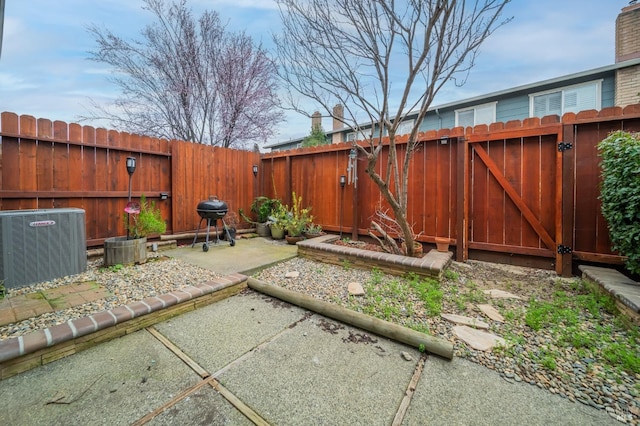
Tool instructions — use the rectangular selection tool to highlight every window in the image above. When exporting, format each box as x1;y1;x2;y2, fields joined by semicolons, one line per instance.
396;119;415;136
455;102;496;127
346;130;368;142
529;80;601;118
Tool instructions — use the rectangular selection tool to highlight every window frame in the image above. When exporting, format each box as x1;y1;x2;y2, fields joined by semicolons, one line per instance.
528;79;602;118
454;102;497;127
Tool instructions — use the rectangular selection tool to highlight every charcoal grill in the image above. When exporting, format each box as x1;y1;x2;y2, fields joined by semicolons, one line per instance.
191;196;235;251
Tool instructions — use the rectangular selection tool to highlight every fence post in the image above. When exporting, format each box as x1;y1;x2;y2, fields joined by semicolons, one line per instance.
559;122;576;276
455;135;469;262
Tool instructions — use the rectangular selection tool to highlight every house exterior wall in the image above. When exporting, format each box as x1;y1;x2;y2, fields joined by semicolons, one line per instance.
270;72;617;151
616;64;640;107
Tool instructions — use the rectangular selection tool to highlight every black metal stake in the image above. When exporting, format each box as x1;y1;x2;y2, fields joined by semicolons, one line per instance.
339;175;346;238
126;157;137;239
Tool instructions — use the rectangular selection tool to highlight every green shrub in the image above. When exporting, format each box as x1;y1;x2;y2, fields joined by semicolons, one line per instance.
597;131;640;275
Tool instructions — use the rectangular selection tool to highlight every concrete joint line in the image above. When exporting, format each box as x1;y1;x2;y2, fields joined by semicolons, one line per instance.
145;326;209;379
130;376;217;426
211;312;314;379
208;379;271;426
392;354;428;426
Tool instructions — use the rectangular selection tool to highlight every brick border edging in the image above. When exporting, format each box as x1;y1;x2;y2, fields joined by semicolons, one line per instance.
0;274;247;379
297;235;452;278
579;265;640;325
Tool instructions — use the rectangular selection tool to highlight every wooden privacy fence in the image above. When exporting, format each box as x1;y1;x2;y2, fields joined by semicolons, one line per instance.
261;105;640;276
0;112;260;246
2;105;640;276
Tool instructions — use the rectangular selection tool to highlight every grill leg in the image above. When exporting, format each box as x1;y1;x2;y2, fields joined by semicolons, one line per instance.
221;219;235;247
191;217;206;248
204;218;212;245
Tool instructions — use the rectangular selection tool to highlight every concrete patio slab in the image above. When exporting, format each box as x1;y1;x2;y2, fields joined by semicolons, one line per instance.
164;237;298;276
153;290;308;373
147;386;252;426
0;330;200;426
403;356;616;425
217;309;421;425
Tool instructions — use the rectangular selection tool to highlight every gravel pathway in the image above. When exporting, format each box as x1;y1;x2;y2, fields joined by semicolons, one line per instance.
255;257;640;425
0;254;220;340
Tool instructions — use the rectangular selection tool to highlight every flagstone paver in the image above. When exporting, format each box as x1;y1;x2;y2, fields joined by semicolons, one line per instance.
0;283;110;326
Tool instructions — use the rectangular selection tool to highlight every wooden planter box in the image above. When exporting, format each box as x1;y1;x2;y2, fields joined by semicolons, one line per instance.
104;237;147;266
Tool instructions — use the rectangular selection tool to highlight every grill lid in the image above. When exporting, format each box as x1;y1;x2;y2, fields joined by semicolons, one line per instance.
197;196;228;219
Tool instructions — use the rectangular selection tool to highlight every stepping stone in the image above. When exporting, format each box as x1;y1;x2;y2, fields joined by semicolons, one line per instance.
453;325;506;351
348;282;365;296
285;271;300;278
477;304;505;322
440;313;489;329
483;289;522;300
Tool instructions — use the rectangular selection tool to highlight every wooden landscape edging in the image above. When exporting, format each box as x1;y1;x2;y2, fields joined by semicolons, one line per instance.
247;277;454;359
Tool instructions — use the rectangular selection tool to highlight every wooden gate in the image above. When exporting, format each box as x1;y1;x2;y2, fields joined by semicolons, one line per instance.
461;123;566;274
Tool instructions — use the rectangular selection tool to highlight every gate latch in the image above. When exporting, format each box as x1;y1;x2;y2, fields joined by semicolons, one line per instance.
558;142;573;152
557;245;573;254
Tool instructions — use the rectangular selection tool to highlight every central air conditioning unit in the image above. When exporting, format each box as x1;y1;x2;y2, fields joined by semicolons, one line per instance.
0;208;87;289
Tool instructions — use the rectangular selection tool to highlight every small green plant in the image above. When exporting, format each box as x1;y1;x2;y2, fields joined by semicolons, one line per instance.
341;259;352;270
541;355;557;371
101;263;124;273
369;267;384;285
0;280;5;300
126;194;167;239
443;269;459;281
304;223;323;235
418;343;426;353
407;274;443;317
597;130;640;275
281;192;313;237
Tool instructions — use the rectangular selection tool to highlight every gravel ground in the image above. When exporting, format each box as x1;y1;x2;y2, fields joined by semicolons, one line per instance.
0;254;220;340
255;257;640;425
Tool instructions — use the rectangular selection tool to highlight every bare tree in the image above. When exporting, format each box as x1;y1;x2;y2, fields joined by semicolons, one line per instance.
84;0;283;148
275;0;510;255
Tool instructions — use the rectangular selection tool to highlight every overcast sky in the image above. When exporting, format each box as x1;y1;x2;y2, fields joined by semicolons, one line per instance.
0;0;632;146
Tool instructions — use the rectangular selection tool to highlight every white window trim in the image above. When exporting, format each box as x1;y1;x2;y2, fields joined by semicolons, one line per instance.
454;102;497;127
528;79;602;117
395;119;415;136
346;130;369;142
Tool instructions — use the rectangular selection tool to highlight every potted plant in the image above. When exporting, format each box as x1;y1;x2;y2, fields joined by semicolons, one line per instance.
104;195;167;266
240;196;281;237
268;203;288;240
434;236;450;252
303;223;324;239
282;192;313;244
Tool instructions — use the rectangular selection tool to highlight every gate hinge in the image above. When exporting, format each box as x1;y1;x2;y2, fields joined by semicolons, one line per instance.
557;245;573;254
558;142;573;152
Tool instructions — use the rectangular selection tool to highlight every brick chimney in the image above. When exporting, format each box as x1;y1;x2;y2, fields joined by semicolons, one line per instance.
331;104;344;144
616;2;640;62
311;111;322;130
615;2;640;107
